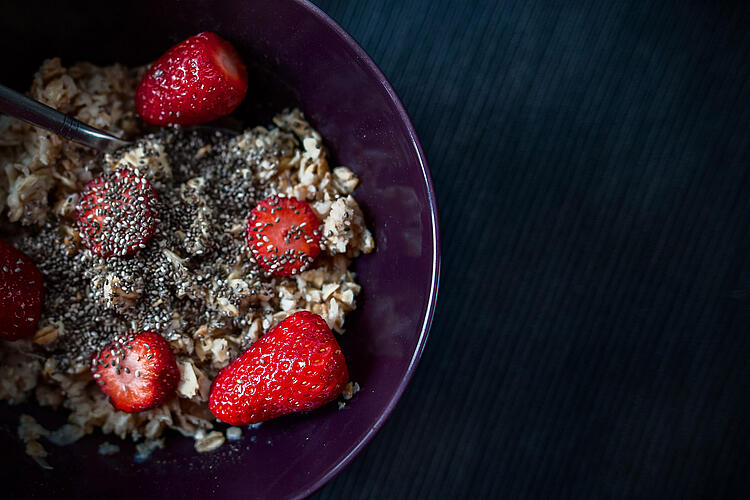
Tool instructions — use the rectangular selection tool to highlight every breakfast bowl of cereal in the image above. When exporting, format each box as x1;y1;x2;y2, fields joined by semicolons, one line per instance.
0;0;439;497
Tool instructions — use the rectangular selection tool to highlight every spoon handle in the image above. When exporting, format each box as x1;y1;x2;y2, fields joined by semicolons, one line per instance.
0;84;131;151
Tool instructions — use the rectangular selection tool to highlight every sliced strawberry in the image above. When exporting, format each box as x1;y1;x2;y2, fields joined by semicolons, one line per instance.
246;196;322;276
91;331;179;413
135;32;248;126
0;239;44;341
209;311;349;425
76;168;158;258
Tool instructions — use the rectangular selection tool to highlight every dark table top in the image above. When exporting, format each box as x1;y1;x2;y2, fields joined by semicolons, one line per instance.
312;0;750;498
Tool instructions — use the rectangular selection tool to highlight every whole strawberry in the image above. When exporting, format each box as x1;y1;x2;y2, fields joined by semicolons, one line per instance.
91;331;180;413
76;168;159;258
209;311;349;425
247;196;322;276
0;239;44;341
136;32;248;126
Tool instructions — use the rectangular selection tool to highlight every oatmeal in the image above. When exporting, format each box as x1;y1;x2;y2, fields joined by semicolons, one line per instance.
0;58;373;462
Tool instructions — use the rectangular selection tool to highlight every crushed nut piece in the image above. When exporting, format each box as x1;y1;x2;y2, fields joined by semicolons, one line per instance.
194;430;225;453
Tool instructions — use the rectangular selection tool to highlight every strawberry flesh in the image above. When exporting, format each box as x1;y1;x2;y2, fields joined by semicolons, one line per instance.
247;196;322;276
209;311;349;426
135;32;248;126
91;331;180;413
0;239;44;341
76;168;158;258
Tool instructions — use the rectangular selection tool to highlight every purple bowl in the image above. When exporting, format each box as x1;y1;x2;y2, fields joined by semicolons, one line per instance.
0;0;439;497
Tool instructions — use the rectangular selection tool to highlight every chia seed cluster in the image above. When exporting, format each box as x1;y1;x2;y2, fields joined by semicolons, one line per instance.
14;127;299;370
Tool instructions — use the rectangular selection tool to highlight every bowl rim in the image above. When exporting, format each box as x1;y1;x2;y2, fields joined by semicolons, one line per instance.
290;0;441;497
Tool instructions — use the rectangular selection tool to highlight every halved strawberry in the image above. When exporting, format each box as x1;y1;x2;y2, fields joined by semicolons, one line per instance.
91;331;179;413
76;168;158;258
246;196;322;276
135;32;248;126
0;239;44;341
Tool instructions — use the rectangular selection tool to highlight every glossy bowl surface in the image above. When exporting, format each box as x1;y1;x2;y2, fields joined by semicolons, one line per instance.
0;1;439;498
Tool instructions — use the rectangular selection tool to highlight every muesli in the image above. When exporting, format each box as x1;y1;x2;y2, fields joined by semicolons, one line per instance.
0;33;372;465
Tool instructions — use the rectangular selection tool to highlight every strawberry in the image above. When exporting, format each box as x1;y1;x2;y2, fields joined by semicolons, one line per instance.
76;168;159;258
209;311;349;425
246;196;322;276
135;32;248;126
91;331;180;413
0;239;44;341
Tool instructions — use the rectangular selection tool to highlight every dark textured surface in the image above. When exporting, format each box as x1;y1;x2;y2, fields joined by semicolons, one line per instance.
313;0;750;498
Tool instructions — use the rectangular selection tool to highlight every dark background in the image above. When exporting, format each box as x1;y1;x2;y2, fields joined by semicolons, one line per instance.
312;0;750;498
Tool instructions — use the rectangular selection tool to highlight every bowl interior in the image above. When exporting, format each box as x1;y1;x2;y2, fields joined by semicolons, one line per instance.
0;0;438;498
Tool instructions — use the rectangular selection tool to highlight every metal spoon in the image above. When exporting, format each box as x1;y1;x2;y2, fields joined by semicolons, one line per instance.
0;83;132;151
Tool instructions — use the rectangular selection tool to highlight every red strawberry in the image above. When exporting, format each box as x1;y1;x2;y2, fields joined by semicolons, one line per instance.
209;311;349;425
246;196;322;276
91;331;180;413
76;168;159;258
135;32;248;126
0;239;44;341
